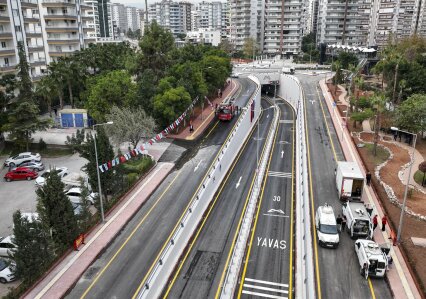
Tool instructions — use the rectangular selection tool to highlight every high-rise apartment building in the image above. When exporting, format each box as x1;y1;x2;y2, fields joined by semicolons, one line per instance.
148;0;192;37
126;6;137;32
85;0;114;40
0;0;95;78
193;1;228;38
229;0;262;50
111;2;126;33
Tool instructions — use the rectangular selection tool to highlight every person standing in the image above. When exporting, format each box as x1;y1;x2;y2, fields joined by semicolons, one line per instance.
366;171;372;186
373;215;378;231
341;215;347;232
336;214;343;232
382;215;387;231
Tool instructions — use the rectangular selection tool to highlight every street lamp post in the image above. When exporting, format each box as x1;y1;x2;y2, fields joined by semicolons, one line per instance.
391;127;417;244
93;121;113;223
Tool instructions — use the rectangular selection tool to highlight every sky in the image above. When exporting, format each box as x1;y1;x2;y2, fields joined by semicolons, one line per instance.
114;0;204;9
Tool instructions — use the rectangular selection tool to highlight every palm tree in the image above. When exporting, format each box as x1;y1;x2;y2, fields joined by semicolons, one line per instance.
48;61;65;109
353;76;364;112
36;76;58;117
371;93;387;156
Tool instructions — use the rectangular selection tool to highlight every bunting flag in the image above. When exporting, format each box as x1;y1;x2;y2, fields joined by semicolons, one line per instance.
205;96;213;108
99;94;203;173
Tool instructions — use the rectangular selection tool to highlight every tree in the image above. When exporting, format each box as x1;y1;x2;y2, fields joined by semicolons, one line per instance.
65;128;86;153
419;161;426;186
201;55;231;95
301;32;316;53
76;180;93;233
351;109;373;128
242;38;258;59
106;105;156;149
36;172;79;252
36;76;58;117
219;39;234;55
11;211;53;286
169;62;207;99
2;44;50;150
85;70;137;122
153;86;191;127
371;93;387;156
395;94;426;134
335;52;358;70
332;61;343;94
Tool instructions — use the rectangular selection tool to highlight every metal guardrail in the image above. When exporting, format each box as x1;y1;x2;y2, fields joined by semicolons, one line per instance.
219;98;279;298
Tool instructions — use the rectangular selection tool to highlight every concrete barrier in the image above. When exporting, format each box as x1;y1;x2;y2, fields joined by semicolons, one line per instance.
136;76;262;299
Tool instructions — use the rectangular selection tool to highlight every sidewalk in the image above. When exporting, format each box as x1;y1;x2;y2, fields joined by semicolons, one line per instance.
319;79;422;299
23;162;174;299
168;79;240;141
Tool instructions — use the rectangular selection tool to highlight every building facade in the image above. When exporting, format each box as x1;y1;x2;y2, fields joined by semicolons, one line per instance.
0;0;95;78
148;0;192;37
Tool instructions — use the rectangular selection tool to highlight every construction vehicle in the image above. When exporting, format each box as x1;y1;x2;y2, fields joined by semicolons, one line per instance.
216;103;236;121
354;239;388;279
336;161;364;201
342;201;373;239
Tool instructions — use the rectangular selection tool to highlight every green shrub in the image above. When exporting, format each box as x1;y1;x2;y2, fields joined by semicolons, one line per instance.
126;172;139;187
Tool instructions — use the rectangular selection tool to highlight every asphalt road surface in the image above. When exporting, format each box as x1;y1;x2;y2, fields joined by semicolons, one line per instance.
235;97;295;299
66;78;257;299
298;74;392;299
163;99;275;299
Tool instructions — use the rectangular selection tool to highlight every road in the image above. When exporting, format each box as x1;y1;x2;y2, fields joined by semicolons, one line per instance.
66;78;257;299
298;74;392;299
162;99;275;299
234;97;295;299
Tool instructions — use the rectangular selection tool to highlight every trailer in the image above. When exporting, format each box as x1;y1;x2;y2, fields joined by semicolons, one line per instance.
354;239;388;279
336;161;364;201
342;201;373;239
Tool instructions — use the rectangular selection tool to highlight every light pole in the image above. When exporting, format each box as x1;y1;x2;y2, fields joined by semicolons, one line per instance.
391;127;417;244
93;121;113;223
341;69;352;141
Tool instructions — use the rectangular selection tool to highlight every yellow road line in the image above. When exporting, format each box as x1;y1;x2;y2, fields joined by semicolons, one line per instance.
236;107;281;298
80;170;183;299
303;87;322;299
205;120;220;139
315;85;339;162
214;108;270;299
163;115;257;298
132;83;262;299
288;100;295;299
368;278;376;299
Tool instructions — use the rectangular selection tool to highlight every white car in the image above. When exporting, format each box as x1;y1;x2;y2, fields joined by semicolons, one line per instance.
231;72;241;78
35;167;69;187
66;187;98;205
0;236;16;257
4;152;41;167
13;161;44;172
0;258;16;283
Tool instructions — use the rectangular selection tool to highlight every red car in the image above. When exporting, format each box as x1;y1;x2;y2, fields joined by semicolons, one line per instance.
4;167;38;182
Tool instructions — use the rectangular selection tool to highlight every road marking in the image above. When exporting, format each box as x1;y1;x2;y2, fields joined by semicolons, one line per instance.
242;290;287;299
194;160;203;172
256;237;286;250
278;141;289;144
279;120;293;124
244;284;288;294
281;150;284;158
263;213;289;218
267;208;285;214
236;176;242;189
310;100;316;105
244;278;289;288
268;171;292;178
205;120;220;139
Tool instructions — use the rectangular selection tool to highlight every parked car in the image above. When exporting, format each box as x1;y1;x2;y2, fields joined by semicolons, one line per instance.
35;167;69;187
71;202;83;216
4;167;38;182
4;152;41;167
231;72;241;78
66;187;97;205
0;236;15;257
0;258;16;283
13;161;44;172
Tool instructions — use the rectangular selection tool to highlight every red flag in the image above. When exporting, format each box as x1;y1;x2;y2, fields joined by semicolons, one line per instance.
120;155;126;163
148;139;153;145
140;144;145;151
107;161;112;169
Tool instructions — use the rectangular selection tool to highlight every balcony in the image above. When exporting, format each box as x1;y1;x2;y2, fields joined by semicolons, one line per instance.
28;45;44;52
30;60;46;66
0;31;13;39
48;50;74;56
45;26;78;32
0;13;10;22
44;13;77;20
26;30;42;37
24;14;40;22
0;64;17;72
21;0;38;8
0;48;15;56
42;0;76;7
0;0;7;4
47;38;80;44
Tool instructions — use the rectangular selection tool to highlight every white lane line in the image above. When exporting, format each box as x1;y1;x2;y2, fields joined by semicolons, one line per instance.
194;160;203;172
242;290;287;299
243;284;289;294
236;176;242;189
244;278;289;288
268;171;292;178
279;120;293;123
263;213;289;218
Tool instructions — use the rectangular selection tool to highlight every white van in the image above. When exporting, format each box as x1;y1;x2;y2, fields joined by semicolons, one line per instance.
315;204;339;248
355;239;388;278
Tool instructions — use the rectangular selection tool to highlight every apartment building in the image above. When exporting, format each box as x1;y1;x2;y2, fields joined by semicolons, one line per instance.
192;1;228;38
85;0;114;41
126;6;137;31
111;2;126;33
229;0;262;50
0;0;95;78
148;0;192;37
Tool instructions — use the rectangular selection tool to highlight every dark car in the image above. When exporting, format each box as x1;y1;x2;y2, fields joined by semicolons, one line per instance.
4;167;38;182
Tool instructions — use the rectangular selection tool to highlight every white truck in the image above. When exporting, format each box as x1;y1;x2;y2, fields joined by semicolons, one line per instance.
282;66;295;74
315;204;339;248
342;201;373;239
336;161;364;201
354;239;388;279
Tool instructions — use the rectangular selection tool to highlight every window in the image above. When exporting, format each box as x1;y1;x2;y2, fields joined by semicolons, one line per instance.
1;42;6;48
0;25;3;32
15;25;21;32
4;58;9;65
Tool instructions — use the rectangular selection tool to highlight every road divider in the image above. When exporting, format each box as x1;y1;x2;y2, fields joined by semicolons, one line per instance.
134;76;262;299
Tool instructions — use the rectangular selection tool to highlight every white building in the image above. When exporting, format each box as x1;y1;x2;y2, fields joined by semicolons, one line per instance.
85;0;115;41
111;3;127;34
186;28;221;46
148;0;192;37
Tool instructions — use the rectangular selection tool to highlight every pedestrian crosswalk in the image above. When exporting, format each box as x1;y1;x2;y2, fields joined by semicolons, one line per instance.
242;278;289;299
268;171;292;179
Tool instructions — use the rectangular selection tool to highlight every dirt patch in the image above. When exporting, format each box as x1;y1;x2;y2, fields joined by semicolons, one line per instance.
354;132;426;295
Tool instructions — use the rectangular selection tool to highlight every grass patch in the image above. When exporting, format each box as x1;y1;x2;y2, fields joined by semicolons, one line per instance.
0;142;73;158
122;156;154;175
39;147;74;157
414;170;425;186
361;143;390;166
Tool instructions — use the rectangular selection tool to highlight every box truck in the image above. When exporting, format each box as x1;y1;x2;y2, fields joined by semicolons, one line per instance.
354;239;388;279
336;161;364;201
342;201;373;239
